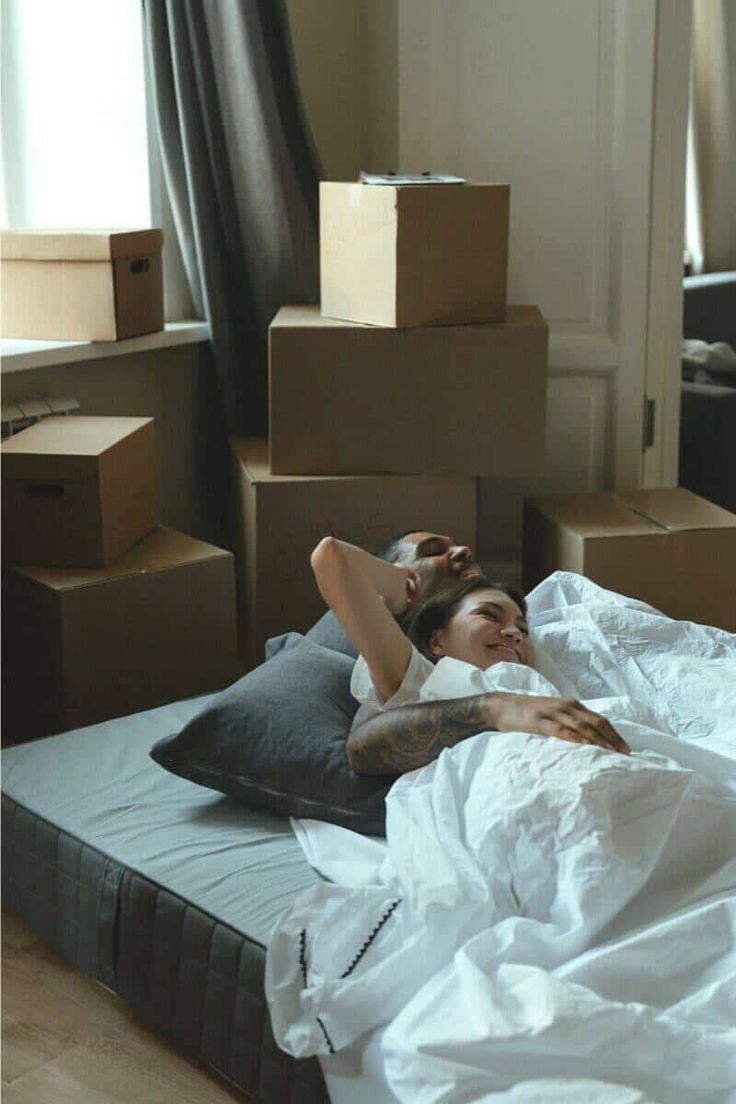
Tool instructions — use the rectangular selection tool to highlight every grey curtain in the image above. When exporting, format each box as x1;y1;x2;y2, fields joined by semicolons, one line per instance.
142;0;321;436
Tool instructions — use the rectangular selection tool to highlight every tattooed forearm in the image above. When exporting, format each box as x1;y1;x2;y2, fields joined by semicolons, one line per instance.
346;695;495;775
347;691;631;775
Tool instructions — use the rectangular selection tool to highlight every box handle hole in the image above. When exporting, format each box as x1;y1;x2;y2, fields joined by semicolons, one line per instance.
130;258;149;275
25;483;65;499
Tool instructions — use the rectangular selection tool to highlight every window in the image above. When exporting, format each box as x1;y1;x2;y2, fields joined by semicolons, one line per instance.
1;0;151;230
684;88;704;276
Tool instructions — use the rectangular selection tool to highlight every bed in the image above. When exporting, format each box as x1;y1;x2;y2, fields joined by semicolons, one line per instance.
1;695;330;1104
4;572;735;1104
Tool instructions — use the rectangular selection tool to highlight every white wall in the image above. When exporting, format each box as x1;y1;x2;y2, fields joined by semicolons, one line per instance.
287;0;399;179
287;0;364;180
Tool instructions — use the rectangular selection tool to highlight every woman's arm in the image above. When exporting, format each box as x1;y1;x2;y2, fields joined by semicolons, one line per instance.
347;693;630;774
310;537;415;702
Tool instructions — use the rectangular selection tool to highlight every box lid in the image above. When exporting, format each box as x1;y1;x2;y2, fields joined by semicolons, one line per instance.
1;415;154;481
527;488;736;538
1;229;164;261
10;526;231;592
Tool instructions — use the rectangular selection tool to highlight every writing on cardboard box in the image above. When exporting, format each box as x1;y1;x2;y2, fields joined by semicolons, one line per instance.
271;515;398;583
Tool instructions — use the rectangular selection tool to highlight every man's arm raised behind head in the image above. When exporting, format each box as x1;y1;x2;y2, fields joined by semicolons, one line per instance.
346;692;630;774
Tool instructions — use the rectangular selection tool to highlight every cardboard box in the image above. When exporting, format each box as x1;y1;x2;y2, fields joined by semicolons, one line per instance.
269;304;548;477
232;437;478;668
320;181;509;327
523;488;736;632
1;229;164;341
1;526;239;743
2;415;159;567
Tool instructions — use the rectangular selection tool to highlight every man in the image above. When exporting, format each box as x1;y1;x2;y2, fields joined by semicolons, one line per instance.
379;529;482;593
341;528;627;773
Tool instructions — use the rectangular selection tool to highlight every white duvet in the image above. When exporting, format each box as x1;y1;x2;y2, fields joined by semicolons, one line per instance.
266;573;736;1104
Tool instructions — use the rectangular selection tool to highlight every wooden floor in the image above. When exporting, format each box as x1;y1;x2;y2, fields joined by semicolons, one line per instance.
1;913;254;1103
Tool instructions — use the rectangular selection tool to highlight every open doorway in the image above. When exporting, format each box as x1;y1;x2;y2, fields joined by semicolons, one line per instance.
678;0;736;512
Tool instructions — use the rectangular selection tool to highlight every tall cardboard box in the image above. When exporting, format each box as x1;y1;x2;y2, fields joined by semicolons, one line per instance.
1;527;240;743
232;437;478;668
523;488;736;632
269;305;548;477
2;416;159;567
320;181;509;327
1;229;164;341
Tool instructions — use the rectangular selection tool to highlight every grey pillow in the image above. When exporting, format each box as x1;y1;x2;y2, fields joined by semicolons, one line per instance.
150;633;393;835
305;610;359;658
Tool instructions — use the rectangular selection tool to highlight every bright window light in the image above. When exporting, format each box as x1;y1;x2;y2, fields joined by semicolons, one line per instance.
2;0;151;230
684;102;704;277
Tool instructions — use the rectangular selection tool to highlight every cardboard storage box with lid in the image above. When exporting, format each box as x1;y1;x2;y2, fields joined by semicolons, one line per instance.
2;415;159;567
269;304;548;477
1;228;164;341
231;436;478;669
523;488;736;632
320;180;509;328
1;527;240;743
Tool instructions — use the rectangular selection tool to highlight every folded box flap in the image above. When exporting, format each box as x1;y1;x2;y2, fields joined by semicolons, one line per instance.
526;493;663;537
2;229;164;261
618;487;736;532
527;488;736;538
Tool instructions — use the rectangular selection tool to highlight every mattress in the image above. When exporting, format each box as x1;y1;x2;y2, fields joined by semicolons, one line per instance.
1;696;330;1104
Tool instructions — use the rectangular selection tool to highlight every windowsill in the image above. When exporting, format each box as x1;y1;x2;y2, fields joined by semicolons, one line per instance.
0;320;211;375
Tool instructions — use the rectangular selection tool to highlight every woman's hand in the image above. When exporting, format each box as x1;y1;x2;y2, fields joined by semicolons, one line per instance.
483;693;631;755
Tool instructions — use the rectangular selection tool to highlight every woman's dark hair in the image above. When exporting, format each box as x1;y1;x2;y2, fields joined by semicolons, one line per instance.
400;574;528;663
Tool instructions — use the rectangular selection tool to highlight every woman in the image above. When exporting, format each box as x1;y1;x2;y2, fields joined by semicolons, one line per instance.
311;537;629;763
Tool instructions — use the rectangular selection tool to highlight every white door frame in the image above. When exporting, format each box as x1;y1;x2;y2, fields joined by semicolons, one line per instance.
588;0;692;490
643;0;693;487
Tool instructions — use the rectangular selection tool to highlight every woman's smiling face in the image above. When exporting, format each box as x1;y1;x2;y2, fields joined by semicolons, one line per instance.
429;587;532;670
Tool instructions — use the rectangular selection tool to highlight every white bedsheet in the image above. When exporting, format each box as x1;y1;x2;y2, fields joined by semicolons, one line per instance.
269;573;736;1103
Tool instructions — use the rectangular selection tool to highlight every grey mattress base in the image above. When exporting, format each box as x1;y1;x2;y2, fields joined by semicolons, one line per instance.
1;698;329;1104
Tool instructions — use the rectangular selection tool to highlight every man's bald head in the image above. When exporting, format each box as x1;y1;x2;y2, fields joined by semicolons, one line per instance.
380;530;482;600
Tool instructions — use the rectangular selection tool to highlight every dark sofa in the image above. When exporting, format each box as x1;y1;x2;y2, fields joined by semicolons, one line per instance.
679;271;736;513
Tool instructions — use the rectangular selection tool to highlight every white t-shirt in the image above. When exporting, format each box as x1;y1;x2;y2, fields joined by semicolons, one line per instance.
350;645;435;728
350;648;564;730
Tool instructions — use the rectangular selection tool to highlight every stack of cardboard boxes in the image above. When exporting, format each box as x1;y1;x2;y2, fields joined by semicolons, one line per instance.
2;416;239;743
233;178;551;667
2;227;239;742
